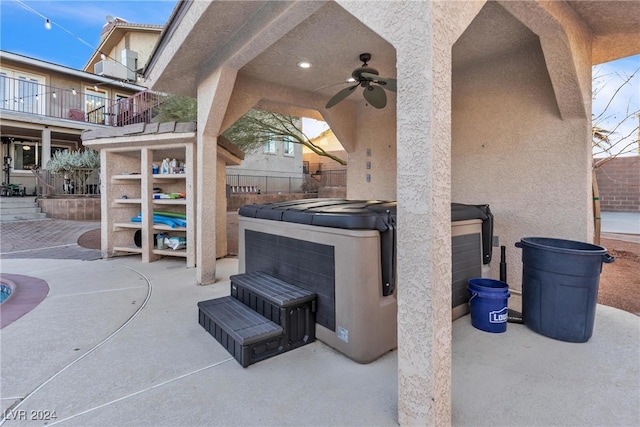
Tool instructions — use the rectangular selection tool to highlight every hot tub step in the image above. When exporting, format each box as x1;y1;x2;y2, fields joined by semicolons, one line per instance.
198;296;285;368
230;271;316;349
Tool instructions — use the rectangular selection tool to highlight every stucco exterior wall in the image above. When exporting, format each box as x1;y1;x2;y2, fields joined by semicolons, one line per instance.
346;99;397;200
226;142;303;177
452;42;592;310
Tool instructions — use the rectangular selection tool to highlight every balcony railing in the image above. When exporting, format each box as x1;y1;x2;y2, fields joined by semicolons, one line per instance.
0;75;164;127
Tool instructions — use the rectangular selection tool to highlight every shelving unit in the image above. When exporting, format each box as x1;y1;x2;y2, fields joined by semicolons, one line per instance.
92;134;196;267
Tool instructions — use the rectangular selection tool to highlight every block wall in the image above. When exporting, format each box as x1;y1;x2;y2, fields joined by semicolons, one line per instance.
595;156;640;212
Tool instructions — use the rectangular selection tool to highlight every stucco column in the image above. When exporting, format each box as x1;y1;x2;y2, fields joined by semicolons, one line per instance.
41;127;51;169
396;34;453;427
337;1;452;425
196;67;238;284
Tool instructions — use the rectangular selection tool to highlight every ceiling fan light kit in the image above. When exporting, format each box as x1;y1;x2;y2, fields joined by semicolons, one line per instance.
326;53;397;109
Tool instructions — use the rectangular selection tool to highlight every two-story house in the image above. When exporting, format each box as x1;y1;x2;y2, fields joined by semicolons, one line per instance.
1;16;166;197
0;50;152;195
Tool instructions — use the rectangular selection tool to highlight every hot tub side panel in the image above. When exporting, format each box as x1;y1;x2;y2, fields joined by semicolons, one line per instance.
238;217;398;364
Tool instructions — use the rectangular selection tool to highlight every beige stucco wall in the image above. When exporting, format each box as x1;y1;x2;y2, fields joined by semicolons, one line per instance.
107;32;159;72
452;8;593;312
346;98;397;200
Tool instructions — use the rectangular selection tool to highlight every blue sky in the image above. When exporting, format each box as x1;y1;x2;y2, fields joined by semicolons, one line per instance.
0;0;176;69
0;0;638;152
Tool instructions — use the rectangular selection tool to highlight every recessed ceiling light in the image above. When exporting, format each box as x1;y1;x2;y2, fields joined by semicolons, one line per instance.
297;61;312;69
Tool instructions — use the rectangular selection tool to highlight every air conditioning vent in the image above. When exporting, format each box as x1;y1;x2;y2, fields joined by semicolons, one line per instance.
94;60;128;80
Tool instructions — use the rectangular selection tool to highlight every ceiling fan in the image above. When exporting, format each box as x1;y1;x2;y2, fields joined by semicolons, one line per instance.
325;53;397;109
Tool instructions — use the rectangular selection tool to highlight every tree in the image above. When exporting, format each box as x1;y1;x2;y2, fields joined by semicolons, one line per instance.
222;109;346;165
591;63;640;244
153;94;197;123
154;95;347;166
592;65;639;167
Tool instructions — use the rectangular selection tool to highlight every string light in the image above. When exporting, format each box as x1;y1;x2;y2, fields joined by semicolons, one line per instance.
52;91;57;99
72;88;76;95
13;0;148;88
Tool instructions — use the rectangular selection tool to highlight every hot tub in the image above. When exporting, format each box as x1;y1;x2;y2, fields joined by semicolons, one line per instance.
238;199;493;363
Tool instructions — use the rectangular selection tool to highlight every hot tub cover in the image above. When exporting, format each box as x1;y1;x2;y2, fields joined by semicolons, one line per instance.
238;198;493;264
239;198;396;231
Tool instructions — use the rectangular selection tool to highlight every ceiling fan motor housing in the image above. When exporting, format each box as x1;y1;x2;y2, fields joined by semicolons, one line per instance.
352;66;379;83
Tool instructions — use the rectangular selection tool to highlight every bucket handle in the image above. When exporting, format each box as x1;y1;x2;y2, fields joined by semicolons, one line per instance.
602;253;615;263
469;292;477;302
515;241;523;248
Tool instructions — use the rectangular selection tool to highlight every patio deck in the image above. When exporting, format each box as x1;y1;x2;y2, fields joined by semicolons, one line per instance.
1;256;638;426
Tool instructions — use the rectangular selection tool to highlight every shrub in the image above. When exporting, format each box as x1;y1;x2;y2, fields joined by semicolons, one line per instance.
47;149;100;173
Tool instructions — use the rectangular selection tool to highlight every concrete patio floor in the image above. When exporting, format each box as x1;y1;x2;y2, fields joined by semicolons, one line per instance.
1;255;638;427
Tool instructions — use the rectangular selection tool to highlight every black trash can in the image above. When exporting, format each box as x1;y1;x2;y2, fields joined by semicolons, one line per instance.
515;237;614;343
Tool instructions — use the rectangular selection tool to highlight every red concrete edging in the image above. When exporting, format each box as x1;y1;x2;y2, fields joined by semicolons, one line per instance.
0;273;49;329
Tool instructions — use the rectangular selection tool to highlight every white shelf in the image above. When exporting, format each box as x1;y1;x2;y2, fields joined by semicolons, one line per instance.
152;199;186;205
153;173;186;180
113;245;143;254
114;198;142;204
112;174;142;181
153;224;187;232
114;222;142;229
101;140;194;266
153;248;188;257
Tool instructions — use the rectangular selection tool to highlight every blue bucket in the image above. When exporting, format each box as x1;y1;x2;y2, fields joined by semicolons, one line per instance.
468;278;510;333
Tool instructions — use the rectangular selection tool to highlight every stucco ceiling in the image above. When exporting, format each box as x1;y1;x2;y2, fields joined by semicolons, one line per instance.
147;1;640;102
239;2;396;98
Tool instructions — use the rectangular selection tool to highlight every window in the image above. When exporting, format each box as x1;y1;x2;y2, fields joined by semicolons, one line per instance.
0;68;45;115
283;136;295;156
12;143;68;171
14;142;40;170
85;87;108;124
264;133;276;154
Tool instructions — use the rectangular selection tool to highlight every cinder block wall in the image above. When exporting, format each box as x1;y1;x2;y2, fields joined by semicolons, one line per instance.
595;156;640;212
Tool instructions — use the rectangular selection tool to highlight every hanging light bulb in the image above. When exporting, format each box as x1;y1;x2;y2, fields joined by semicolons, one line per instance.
93;85;98;91
72;88;77;95
120;81;125;87
45;19;51;30
100;53;106;61
52;91;57;99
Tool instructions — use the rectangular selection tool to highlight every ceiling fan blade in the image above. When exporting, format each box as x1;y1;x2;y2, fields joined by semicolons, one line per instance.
361;72;397;92
363;85;387;109
314;81;350;92
325;84;359;108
